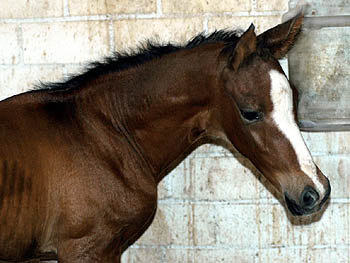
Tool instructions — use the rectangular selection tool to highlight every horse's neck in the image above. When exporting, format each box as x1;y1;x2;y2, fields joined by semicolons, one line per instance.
112;48;219;182
77;45;221;182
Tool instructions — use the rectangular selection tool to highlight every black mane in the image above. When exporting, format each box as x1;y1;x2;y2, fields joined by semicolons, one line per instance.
36;30;241;91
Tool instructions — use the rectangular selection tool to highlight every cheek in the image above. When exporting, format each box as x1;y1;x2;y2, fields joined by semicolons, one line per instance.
249;122;275;153
250;128;267;151
248;122;298;167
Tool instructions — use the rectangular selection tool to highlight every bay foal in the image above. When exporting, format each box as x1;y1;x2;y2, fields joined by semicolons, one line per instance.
0;14;330;262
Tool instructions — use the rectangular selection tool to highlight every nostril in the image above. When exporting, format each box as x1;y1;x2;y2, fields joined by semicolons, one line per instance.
303;191;316;206
300;186;319;209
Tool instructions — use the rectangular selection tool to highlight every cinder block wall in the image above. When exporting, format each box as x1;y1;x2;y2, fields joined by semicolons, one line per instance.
0;1;349;262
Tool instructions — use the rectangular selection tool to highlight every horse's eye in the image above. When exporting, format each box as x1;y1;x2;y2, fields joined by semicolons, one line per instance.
240;109;263;123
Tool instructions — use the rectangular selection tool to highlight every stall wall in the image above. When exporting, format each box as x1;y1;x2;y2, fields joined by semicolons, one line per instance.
0;0;348;262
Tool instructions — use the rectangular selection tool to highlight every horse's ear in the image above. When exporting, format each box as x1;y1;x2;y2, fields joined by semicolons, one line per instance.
257;13;303;59
229;24;257;71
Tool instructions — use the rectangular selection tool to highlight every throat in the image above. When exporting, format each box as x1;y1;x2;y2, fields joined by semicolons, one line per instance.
132;103;210;181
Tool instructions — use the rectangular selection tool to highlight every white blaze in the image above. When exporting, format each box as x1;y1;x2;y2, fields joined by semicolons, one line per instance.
269;69;325;196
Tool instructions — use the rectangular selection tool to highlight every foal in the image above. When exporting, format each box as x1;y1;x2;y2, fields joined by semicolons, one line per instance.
0;13;330;262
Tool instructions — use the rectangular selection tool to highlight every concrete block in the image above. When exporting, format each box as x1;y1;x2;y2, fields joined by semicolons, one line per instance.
190;144;238;157
314;156;350;199
256;0;288;12
208;16;254;34
163;249;194;263
254;16;282;34
0;0;63;18
162;0;251;14
257;204;291;248
286;203;349;247
114;18;204;51
208;16;281;35
302;131;350;155
68;0;156;16
163;248;259;263
171;159;192;200
159;161;186;200
136;203;193;246
254;203;349;249
306;248;350;263
0;24;20;65
187;156;259;201
193;204;259;247
0;66;65;101
257;247;307;263
258;247;350;263
107;0;156;14
121;249;129;263
68;0;108;16
193;249;258;263
122;247;162;263
158;174;171;200
191;204;217;246
22;22;110;64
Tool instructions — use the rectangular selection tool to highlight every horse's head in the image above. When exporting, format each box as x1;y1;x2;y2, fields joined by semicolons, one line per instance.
214;14;330;216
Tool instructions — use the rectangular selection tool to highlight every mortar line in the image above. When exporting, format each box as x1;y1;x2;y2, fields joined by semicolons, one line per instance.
251;0;257;12
63;0;70;17
16;24;24;66
189;150;350;159
157;198;350;205
108;19;115;52
0;11;287;24
156;0;163;16
130;243;350;251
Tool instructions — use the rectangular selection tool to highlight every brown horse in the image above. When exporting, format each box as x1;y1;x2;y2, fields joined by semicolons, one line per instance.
0;13;330;262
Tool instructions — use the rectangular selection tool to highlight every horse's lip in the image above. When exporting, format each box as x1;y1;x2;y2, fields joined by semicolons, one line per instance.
284;192;315;216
